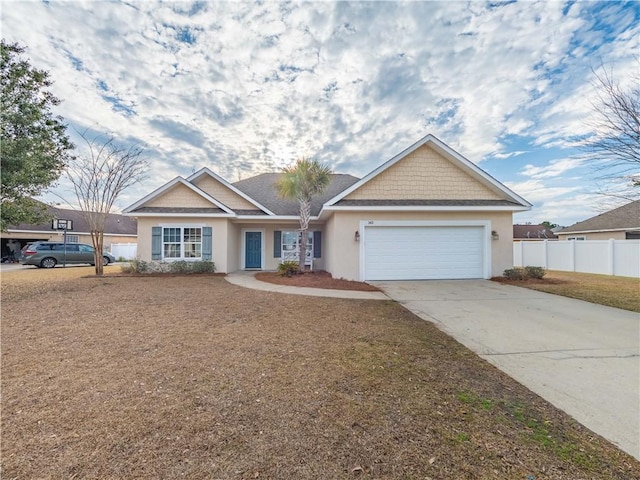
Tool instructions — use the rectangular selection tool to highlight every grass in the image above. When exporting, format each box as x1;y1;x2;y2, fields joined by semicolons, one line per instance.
2;267;639;479
494;270;640;312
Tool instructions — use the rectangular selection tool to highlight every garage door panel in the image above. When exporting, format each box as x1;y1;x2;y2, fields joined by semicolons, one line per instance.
364;226;485;280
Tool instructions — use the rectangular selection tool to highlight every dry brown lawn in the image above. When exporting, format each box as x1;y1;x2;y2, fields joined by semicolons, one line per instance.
494;270;640;312
2;267;639;479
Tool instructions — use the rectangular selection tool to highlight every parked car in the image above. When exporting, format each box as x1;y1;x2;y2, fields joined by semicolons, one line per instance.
19;242;116;268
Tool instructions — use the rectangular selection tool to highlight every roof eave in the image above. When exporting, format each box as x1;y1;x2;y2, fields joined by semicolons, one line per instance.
125;212;236;218
321;205;531;212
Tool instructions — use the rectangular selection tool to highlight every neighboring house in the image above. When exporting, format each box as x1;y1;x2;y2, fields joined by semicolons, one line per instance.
513;224;558;241
124;134;531;281
557;200;640;241
1;205;137;259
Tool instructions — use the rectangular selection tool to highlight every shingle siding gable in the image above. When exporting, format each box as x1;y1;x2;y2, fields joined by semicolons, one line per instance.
344;144;503;201
192;176;257;210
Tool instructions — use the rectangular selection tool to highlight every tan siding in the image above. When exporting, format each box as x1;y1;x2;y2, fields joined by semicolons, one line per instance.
193;176;256;210
345;145;503;200
146;184;216;208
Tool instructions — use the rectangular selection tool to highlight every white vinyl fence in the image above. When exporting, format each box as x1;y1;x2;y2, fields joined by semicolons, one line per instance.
514;240;640;278
110;243;138;261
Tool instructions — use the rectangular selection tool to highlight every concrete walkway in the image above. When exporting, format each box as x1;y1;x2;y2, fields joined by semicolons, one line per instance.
373;279;640;460
225;271;388;300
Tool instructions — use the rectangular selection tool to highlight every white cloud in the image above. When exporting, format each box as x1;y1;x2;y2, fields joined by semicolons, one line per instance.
504;179;579;204
521;157;585;179
2;0;637;223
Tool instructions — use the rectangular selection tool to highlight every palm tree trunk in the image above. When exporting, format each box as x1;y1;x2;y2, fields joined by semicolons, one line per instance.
298;198;311;273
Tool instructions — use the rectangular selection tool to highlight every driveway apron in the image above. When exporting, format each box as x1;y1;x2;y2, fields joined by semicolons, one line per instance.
374;279;640;460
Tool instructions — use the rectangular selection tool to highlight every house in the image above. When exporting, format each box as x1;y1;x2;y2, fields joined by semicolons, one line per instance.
124;134;531;281
1;205;137;259
513;224;558;241
556;200;640;240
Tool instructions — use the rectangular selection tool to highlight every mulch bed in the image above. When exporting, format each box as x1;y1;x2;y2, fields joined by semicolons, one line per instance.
255;270;380;291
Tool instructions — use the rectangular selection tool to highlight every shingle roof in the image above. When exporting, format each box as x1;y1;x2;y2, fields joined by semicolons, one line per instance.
335;199;522;207
513;224;559;239
233;173;360;216
9;205;137;235
558;200;640;234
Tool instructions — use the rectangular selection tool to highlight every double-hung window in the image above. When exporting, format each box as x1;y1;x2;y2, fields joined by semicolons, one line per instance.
163;227;202;259
281;231;313;265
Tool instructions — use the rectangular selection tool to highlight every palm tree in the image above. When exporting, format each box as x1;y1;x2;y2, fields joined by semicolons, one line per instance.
276;157;332;273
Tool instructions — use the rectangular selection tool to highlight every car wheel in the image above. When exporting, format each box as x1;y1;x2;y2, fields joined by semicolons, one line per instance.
40;257;57;269
103;256;110;265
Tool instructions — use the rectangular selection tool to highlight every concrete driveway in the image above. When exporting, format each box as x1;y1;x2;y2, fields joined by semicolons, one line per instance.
374;279;640;460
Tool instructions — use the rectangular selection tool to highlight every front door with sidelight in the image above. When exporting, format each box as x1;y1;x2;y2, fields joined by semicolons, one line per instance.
245;231;262;269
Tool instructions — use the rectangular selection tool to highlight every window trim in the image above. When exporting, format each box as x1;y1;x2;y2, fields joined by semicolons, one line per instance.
280;230;313;266
161;225;204;261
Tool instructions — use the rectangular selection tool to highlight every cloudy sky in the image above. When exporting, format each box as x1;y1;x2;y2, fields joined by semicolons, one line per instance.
2;1;638;225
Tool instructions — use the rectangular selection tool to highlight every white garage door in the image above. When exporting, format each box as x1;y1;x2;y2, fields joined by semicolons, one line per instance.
364;225;485;280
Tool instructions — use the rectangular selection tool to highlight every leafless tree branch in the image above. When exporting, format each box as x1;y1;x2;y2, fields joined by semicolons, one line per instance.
65;130;148;275
581;61;640;188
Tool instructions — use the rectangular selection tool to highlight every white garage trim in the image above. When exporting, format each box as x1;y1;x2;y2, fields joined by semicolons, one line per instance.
359;220;491;281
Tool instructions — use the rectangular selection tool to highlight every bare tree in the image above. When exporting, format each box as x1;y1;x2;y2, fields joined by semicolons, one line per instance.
582;62;640;197
66;132;147;275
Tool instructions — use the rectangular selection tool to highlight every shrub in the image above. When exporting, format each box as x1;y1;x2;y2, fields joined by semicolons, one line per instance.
121;259;215;275
277;260;299;277
123;258;148;274
524;266;546;279
190;260;216;273
503;267;526;280
503;266;546;280
169;260;190;274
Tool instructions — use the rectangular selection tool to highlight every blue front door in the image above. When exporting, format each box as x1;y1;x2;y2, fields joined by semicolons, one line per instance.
245;232;262;269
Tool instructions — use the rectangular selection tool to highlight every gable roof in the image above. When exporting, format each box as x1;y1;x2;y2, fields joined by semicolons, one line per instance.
233;173;360;216
123;177;235;215
513;224;559;240
324;134;531;209
8;205;137;235
187;167;275;215
558;200;640;234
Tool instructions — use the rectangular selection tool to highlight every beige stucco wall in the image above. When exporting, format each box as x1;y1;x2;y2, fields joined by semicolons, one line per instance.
193;176;256;210
324;211;514;281
557;231;628;241
345;145;503;200
146;184;216;208
136;217;230;272
135;218;325;273
233;222;325;271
